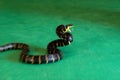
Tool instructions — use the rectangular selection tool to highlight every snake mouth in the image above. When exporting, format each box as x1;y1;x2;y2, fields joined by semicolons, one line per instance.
66;24;73;32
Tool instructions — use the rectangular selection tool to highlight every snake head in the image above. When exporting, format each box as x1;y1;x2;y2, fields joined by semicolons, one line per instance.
65;24;73;32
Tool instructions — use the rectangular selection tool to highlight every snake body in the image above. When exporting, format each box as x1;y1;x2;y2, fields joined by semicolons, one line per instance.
0;24;73;64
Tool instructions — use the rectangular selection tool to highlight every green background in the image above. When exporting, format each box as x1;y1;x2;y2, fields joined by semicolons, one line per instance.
0;0;120;80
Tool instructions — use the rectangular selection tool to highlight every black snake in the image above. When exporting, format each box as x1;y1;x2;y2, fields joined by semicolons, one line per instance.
0;24;73;64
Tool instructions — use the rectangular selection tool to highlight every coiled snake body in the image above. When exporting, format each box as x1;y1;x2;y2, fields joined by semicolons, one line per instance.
0;24;73;64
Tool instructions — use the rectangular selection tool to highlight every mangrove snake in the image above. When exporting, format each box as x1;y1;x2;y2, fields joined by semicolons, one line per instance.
0;24;73;64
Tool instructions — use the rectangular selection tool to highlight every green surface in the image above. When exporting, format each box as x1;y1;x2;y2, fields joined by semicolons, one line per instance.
0;0;120;80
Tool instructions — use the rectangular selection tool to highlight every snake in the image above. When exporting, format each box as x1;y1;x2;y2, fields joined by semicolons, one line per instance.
0;24;73;64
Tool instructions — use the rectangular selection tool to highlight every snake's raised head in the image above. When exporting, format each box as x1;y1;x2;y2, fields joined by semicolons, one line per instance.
65;24;73;32
56;24;73;34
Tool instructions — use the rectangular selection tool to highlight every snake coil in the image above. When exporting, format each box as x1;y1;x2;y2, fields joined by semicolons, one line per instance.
0;24;73;64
